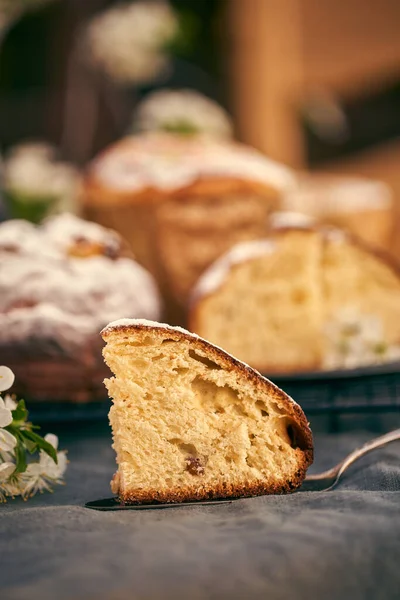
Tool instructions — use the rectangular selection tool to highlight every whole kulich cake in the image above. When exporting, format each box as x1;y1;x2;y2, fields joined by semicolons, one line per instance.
189;223;400;373
82;133;295;323
0;214;161;402
102;319;313;503
283;174;394;251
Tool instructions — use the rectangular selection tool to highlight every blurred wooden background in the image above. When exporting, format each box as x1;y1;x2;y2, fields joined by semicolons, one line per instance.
227;0;400;255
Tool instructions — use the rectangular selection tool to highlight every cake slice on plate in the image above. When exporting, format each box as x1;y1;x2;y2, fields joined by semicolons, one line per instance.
101;319;313;504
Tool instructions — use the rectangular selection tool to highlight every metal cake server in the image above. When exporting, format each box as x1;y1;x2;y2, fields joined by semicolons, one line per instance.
300;428;400;492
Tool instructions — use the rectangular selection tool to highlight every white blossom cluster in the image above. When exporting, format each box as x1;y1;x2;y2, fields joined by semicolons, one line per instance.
324;308;400;370
133;89;234;138
85;1;179;85
3;142;80;213
0;366;67;502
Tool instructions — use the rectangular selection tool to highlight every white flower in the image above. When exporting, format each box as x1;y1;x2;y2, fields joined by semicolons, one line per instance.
133;89;234;139
0;428;17;451
0;365;15;392
0;397;13;428
323;307;400;369
3;394;17;411
86;1;178;85
4;142;80;211
0;461;15;482
21;433;67;497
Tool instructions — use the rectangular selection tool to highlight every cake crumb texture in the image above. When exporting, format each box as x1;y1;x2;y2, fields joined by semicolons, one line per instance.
190;227;400;373
102;320;313;504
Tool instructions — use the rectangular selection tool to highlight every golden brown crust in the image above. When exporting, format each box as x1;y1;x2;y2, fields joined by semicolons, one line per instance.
81;134;289;207
83;172;281;207
102;321;313;503
118;466;309;504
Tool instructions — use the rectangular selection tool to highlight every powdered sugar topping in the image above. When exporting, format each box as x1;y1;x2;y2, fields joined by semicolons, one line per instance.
91;133;295;194
191;240;276;303
0;215;161;353
284;175;392;215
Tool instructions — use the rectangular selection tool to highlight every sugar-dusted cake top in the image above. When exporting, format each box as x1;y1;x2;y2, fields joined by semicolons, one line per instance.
284;174;392;215
191;239;276;302
89;133;296;194
0;215;161;352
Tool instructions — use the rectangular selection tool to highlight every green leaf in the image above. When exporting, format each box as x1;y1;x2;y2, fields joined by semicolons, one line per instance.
161;120;200;136
24;438;37;454
5;424;23;440
12;399;28;424
21;430;58;464
164;10;199;57
14;438;27;474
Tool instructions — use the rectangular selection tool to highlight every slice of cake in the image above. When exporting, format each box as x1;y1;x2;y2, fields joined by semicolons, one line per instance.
101;319;313;504
189;225;400;373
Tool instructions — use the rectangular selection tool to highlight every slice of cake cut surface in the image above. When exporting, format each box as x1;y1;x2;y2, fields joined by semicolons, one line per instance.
101;319;313;504
189;225;400;373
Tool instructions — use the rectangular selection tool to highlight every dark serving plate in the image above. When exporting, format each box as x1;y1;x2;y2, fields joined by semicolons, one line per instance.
28;399;111;425
265;361;400;413
27;361;400;425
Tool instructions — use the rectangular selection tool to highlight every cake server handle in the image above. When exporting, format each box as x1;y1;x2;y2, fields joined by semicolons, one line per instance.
302;428;400;491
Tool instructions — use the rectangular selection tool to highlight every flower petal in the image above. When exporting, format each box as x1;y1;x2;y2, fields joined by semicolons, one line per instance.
0;407;13;428
0;367;15;392
0;428;17;452
4;395;17;411
0;462;16;483
44;433;59;450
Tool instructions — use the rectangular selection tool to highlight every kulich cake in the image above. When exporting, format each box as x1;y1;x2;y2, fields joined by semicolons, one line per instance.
82;133;295;323
101;319;313;503
0;214;161;402
189;226;400;373
283;174;394;251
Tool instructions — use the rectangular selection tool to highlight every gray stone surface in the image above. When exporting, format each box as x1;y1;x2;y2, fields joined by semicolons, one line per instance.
1;417;400;600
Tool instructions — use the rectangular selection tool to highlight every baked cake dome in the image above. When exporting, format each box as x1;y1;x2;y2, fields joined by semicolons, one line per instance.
82;132;295;323
0;213;162;401
283;173;393;251
189;223;400;373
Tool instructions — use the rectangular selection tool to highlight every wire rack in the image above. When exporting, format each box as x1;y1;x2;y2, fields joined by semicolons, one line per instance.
270;362;400;414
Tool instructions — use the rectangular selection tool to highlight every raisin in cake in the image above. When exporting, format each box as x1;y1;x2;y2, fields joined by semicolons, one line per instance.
83;132;295;323
189;224;400;373
101;319;313;503
0;214;161;401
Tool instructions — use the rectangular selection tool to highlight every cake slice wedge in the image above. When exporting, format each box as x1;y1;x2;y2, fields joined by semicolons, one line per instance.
101;319;313;504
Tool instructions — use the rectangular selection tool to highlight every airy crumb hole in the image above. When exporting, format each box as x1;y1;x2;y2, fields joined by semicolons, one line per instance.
151;354;165;362
270;402;286;415
286;422;309;451
127;336;157;346
189;349;222;370
174;367;190;375
168;438;198;457
255;400;269;417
